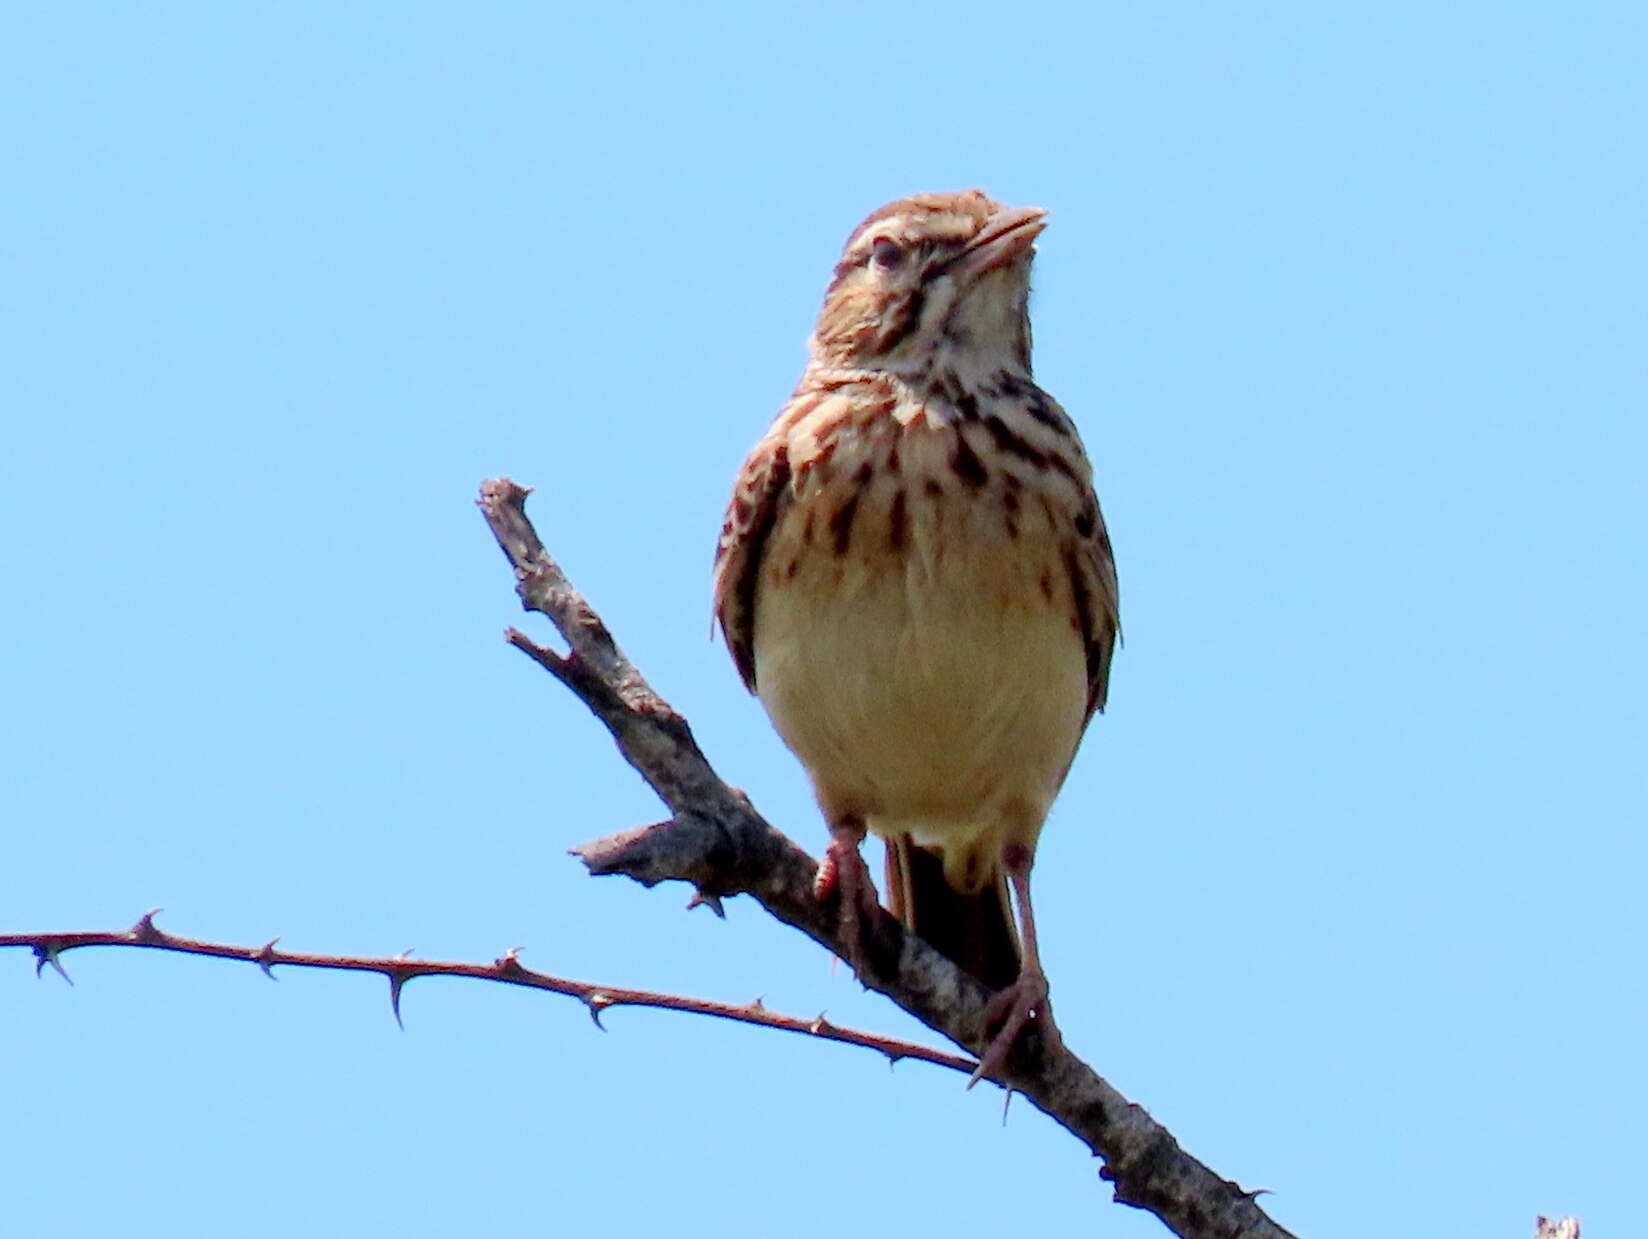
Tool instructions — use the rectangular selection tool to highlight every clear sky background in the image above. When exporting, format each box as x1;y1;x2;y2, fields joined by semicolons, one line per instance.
2;6;1641;1237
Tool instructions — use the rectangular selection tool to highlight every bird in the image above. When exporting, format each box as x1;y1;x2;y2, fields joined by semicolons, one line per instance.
712;190;1118;1082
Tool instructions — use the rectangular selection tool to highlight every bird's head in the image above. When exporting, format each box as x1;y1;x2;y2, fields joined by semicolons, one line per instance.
808;189;1046;380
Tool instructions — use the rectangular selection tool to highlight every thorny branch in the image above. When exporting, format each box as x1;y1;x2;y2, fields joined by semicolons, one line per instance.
4;479;1580;1239
0;913;971;1071
475;477;1298;1239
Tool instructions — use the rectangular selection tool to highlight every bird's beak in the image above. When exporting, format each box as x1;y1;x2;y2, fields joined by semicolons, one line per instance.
951;205;1048;281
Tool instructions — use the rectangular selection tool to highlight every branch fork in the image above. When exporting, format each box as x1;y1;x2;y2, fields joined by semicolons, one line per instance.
475;477;1297;1239
1;478;1310;1239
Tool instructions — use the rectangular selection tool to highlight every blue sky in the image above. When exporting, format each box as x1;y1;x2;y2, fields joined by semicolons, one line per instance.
2;5;1641;1237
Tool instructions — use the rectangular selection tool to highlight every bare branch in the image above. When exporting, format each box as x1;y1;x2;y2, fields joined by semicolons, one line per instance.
476;477;1298;1239
0;915;973;1073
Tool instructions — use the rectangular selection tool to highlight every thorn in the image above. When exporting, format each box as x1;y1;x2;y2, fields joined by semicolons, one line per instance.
254;938;281;980
395;948;416;962
34;941;73;986
585;992;615;1030
1242;1187;1274;1200
809;1013;837;1036
129;909;166;942
495;948;525;976
685;890;725;918
746;996;766;1014
388;972;407;1030
886;1052;902;1072
1000;1088;1015;1127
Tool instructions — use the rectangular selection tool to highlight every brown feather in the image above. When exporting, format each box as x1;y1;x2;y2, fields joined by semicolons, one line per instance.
885;834;1019;990
711;435;793;691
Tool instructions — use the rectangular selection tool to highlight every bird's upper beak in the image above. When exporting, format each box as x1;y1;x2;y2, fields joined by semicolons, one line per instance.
950;205;1048;282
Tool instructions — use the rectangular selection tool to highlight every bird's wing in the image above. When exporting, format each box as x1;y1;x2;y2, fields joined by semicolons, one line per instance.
1072;499;1121;720
1042;387;1120;721
711;418;794;693
713;377;882;690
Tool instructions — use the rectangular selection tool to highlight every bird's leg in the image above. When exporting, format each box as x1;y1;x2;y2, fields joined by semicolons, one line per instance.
969;842;1063;1087
813;813;879;973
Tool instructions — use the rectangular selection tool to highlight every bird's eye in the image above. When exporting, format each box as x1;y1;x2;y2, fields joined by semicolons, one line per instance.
870;237;905;270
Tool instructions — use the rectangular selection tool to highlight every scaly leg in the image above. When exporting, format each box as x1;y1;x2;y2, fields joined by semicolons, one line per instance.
813;814;879;973
969;842;1063;1087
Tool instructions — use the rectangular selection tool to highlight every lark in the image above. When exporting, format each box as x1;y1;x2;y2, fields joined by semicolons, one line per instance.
712;190;1119;1081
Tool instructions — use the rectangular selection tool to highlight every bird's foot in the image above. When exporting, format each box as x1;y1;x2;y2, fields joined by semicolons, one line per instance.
814;826;879;975
967;968;1062;1088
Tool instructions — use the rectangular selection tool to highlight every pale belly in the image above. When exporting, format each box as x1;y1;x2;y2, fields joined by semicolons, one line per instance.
752;502;1088;862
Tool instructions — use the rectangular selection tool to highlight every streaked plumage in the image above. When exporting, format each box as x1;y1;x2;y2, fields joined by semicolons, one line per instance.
713;190;1117;1077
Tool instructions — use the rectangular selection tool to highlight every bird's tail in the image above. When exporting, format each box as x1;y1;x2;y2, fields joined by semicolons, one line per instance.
883;834;1020;990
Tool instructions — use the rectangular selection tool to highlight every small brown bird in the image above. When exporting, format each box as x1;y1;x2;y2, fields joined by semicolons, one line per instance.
713;190;1118;1080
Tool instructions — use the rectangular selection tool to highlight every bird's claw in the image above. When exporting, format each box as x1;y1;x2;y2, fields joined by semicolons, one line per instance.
967;969;1061;1088
815;828;879;975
